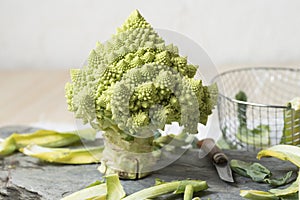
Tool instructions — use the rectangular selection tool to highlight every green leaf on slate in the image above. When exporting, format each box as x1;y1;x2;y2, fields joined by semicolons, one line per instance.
240;190;279;200
264;171;293;187
230;159;271;182
269;171;300;197
279;192;299;200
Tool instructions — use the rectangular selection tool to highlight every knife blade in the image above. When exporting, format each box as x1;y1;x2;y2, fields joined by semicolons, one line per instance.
197;138;234;183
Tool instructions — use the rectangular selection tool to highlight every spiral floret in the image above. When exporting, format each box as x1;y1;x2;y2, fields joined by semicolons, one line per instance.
65;9;217;139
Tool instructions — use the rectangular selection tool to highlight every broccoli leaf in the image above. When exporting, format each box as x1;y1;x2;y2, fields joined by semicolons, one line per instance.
257;144;300;168
0;129;96;157
20;144;103;164
240;190;279;200
234;91;270;147
230;159;271;182
264;171;293;187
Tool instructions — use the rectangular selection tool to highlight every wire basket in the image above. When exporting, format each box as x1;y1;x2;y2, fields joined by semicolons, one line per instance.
212;67;300;151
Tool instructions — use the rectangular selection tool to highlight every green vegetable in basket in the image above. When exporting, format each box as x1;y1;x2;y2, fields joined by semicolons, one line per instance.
281;97;300;145
236;125;270;147
236;91;248;127
235;91;270;147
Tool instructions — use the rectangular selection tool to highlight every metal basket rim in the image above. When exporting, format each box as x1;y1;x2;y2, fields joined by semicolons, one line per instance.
212;66;300;108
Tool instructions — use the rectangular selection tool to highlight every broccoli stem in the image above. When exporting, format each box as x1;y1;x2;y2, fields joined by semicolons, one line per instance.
235;91;247;127
122;180;208;200
184;184;194;200
99;129;159;179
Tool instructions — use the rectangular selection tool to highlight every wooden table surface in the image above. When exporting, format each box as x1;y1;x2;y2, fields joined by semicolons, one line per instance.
0;70;74;127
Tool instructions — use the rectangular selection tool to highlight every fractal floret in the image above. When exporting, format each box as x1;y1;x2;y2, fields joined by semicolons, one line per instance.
65;10;217;178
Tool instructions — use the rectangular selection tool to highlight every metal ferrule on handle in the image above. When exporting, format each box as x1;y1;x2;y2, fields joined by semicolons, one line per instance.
197;138;228;165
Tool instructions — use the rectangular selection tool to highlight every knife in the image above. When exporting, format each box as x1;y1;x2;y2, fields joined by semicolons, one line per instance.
197;138;234;183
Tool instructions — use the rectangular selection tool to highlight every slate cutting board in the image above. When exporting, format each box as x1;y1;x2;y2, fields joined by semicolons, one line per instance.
0;126;298;200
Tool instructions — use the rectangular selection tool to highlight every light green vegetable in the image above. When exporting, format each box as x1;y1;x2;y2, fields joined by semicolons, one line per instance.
231;159;293;186
105;174;126;200
280;193;299;200
235;90;247;127
216;133;235;149
155;178;166;185
65;9;216;135
61;183;107;200
240;190;279;200
0;136;17;156
85;180;105;188
87;196;106;200
184;184;194;200
269;171;299;197
122;179;208;200
282;97;300;145
0;129;96;156
230;159;271;182
61;175;208;200
257;145;300;167
236;125;270;147
20;144;103;164
235;91;270;147
65;9;217;178
62;174;125;200
264;171;293;187
153;132;196;148
240;145;300;199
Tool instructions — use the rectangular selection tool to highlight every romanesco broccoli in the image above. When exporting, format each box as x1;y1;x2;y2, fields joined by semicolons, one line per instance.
65;10;216;140
65;9;218;179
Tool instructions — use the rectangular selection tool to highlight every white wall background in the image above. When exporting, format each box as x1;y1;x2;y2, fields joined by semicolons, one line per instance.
0;0;300;72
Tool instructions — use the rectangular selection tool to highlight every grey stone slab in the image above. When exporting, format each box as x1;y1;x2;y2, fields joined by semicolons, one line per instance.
0;126;298;200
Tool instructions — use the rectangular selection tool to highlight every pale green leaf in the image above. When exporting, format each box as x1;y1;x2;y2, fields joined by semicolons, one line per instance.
21;144;103;164
105;174;126;200
61;184;106;200
257;145;300;168
269;171;300;197
240;190;279;200
264;171;293;187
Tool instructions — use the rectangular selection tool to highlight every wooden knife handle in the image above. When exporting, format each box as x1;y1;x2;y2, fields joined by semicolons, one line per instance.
197;138;228;165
